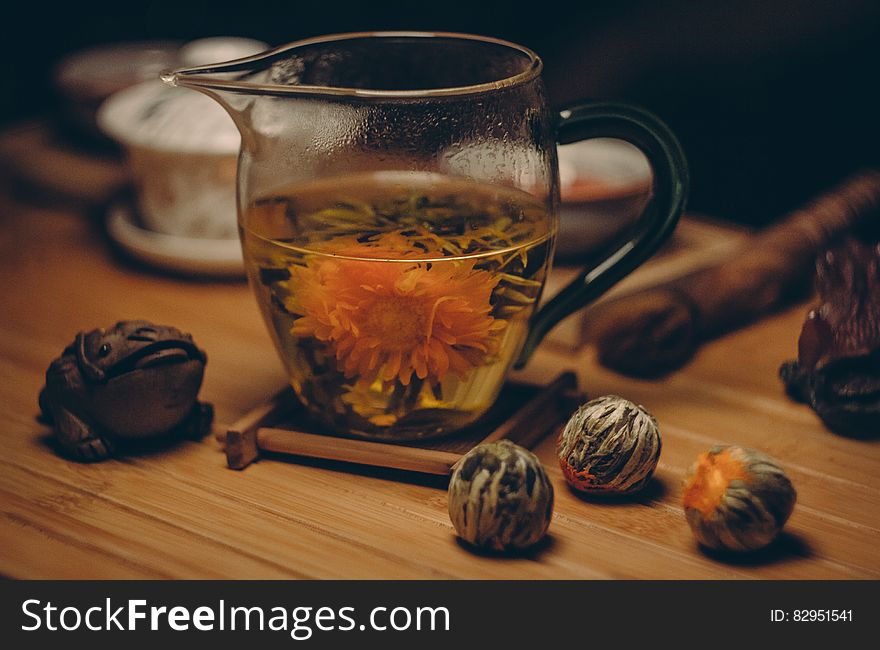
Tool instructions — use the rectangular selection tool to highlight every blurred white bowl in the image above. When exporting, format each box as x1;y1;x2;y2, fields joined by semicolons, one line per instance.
96;37;268;240
54;40;182;140
97;80;241;239
557;138;652;260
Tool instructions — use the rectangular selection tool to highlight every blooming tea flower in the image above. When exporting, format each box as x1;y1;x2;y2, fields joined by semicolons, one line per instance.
285;236;506;386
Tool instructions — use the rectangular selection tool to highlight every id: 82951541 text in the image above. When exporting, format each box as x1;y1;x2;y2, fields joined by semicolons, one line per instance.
770;609;853;622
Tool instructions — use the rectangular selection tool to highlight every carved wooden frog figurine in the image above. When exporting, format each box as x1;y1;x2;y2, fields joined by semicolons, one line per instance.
39;320;213;461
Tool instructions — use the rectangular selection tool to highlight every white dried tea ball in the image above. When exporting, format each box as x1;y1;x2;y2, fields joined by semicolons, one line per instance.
448;440;554;551
683;445;797;552
558;395;662;494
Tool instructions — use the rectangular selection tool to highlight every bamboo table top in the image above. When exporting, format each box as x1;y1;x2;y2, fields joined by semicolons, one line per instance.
1;193;878;580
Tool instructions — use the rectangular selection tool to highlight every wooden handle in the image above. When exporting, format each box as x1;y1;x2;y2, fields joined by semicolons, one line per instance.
595;170;880;377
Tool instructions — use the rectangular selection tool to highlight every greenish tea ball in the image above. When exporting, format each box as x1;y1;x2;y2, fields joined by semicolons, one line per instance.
683;445;797;552
558;395;662;494
448;440;554;551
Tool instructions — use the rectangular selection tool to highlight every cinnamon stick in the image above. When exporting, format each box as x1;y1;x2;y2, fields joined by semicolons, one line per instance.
594;170;880;377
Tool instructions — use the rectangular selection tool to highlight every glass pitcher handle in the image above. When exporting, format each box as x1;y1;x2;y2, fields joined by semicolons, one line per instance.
515;102;689;367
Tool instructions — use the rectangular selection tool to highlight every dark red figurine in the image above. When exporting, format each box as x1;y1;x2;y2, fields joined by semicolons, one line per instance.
39;320;213;461
780;240;880;437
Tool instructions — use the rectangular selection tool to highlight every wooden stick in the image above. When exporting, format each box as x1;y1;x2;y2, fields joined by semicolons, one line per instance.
222;372;580;474
256;428;463;475
477;371;578;445
215;388;293;448
225;427;260;470
449;371;579;472
594;170;880;377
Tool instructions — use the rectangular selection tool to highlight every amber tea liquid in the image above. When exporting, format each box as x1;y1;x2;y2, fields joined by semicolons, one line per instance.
241;172;555;439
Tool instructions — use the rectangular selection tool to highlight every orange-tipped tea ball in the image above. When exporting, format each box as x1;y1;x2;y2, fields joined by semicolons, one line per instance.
683;445;796;552
448;440;554;551
557;395;662;494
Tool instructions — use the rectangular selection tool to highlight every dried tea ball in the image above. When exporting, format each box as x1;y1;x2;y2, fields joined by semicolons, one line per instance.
682;445;797;552
557;395;662;494
448;440;553;551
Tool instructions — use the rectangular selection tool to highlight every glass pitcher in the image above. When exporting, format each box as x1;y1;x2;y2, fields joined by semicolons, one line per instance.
165;32;688;440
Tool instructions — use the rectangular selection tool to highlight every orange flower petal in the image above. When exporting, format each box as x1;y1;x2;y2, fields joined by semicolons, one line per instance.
286;233;505;386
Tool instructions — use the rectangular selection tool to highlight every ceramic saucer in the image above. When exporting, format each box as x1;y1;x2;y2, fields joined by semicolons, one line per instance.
105;203;244;278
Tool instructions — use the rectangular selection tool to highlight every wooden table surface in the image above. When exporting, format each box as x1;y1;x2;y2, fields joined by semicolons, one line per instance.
1;191;878;580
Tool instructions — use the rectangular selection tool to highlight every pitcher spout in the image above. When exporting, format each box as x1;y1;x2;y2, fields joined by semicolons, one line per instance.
162;56;264;93
159;70;181;87
162;39;319;99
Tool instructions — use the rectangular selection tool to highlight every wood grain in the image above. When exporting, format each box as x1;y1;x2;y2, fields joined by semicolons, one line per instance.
0;188;878;579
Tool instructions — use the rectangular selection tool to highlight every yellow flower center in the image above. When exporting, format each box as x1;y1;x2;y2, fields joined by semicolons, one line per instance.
361;296;427;350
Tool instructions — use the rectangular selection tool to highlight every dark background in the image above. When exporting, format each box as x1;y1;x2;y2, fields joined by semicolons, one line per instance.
1;0;878;224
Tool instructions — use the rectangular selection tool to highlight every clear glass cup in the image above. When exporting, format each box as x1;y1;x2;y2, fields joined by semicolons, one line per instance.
165;32;688;440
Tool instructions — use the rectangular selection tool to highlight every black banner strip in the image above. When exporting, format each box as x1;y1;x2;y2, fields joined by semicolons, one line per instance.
2;580;876;648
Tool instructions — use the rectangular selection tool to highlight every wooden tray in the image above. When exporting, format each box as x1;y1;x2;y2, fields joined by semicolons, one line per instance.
216;372;581;476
